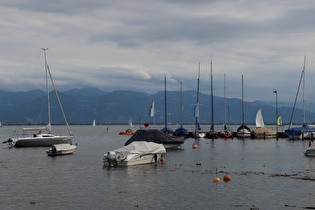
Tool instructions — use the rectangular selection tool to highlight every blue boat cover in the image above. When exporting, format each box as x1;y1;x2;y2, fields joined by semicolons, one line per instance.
160;125;173;134
173;125;189;136
285;124;315;136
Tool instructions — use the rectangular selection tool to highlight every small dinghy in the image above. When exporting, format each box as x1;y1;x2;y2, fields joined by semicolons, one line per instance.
46;144;77;156
305;141;315;157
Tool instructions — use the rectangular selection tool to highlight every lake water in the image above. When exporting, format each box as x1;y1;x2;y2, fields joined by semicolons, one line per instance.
1;125;315;210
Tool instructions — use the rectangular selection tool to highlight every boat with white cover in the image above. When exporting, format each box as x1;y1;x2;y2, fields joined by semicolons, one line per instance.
46;144;77;156
103;141;166;166
252;109;276;139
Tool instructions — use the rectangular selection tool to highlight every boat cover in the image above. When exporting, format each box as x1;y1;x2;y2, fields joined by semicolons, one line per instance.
253;127;276;135
114;141;166;157
124;129;184;146
285;124;315;135
161;125;173;134
52;144;76;151
173;125;189;136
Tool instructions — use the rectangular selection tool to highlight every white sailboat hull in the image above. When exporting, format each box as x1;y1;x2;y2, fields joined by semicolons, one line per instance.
9;134;73;147
194;132;206;138
236;129;251;138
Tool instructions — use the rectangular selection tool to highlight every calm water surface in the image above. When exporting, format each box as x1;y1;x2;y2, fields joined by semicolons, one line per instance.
1;125;315;210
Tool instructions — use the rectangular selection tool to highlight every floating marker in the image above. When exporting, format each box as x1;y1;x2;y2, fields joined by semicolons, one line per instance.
160;157;165;162
213;168;220;182
192;144;198;149
223;175;231;182
213;177;220;183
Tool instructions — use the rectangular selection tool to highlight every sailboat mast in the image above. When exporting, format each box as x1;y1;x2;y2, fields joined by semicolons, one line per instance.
43;48;72;135
179;81;183;126
288;56;306;128
302;55;306;124
241;74;245;126
42;48;51;128
224;74;227;128
210;58;214;131
195;63;201;132
164;75;167;127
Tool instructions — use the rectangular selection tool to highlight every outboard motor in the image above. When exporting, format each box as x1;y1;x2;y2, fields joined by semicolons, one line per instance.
107;151;117;167
2;138;12;144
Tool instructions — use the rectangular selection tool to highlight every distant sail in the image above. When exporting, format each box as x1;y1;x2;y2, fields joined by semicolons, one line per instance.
149;101;155;117
129;119;134;127
255;109;265;128
92;120;96;127
277;116;282;126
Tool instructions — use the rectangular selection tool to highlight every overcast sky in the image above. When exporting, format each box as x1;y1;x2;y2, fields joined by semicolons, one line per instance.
1;0;315;103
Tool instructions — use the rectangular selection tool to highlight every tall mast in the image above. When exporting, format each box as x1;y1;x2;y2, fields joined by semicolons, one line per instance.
42;48;51;128
164;75;167;127
210;57;214;131
42;48;72;135
195;63;201;133
288;56;306;128
224;74;227;129
241;74;245;125
302;55;306;124
179;81;183;126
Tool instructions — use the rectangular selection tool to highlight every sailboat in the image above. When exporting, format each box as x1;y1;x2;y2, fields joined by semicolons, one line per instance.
129;119;134;127
173;81;189;137
207;58;218;138
277;116;282;126
92;119;96;127
193;63;206;138
252;109;276;139
161;76;173;134
3;48;73;147
285;56;315;139
236;74;251;138
220;74;233;138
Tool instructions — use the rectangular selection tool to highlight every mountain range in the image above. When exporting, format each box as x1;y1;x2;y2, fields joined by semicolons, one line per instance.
0;88;314;125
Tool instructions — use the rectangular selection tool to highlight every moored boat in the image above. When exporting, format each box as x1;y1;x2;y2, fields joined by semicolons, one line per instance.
193;63;206;138
173;81;189;137
285;56;315;139
124;129;184;149
285;124;315;139
2;48;73;147
161;76;173;134
103;141;166;166
46;143;77;156
252;109;276;139
119;128;134;135
236;124;251;138
236;75;250;138
305;141;315;157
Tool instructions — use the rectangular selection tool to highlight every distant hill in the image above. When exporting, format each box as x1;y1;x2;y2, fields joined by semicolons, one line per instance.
0;88;314;125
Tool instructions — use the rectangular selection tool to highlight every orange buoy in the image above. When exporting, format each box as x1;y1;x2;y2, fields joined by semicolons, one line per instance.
192;144;198;149
160;157;165;162
223;175;231;182
213;177;220;183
